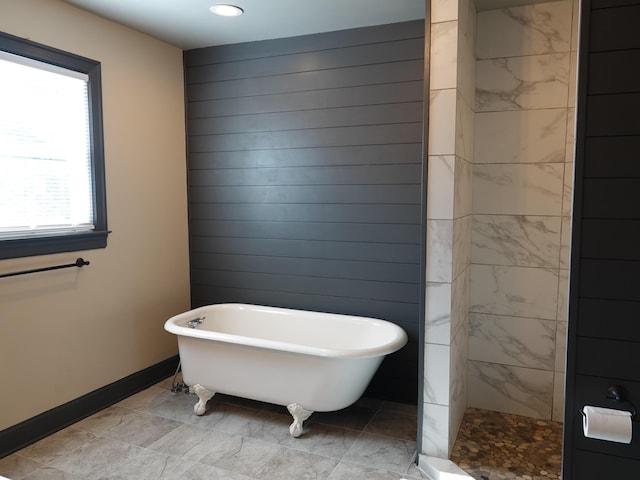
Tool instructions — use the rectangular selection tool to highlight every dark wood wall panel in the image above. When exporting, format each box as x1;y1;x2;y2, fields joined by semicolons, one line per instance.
591;0;640;8
581;219;640;259
580;259;640;300
189;203;422;224
564;0;640;475
189;144;422;169
586;94;640;136
573;450;640;477
578;299;640;341
187;38;424;83
582;178;640;217
590;5;640;51
187;60;424;101
184;20;424;404
189;237;419;263
576;338;640;380
584;137;640;177
189;103;424;135
185;21;426;66
588;51;640;94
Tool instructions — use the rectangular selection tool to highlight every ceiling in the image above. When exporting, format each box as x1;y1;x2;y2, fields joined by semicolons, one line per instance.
64;0;426;50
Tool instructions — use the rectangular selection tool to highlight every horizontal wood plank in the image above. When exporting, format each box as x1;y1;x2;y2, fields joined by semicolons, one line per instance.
591;0;640;8
586;93;640;137
189;164;422;186
189;236;421;263
189;202;422;224
190;253;419;284
576;337;640;381
577;298;640;342
590;5;640;51
189;220;420;244
573;450;640;478
188;81;424;118
588;51;640;95
191;269;420;304
581;219;640;259
189;102;424;135
584;137;640;178
187;38;424;84
189;144;423;170
191;288;421;327
189;185;422;205
185;20;425;66
583;178;640;219
187;60;424;101
580;259;640;301
189;123;424;152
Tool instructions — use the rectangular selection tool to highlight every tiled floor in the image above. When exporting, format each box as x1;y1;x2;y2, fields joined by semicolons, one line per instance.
451;408;563;480
0;377;426;480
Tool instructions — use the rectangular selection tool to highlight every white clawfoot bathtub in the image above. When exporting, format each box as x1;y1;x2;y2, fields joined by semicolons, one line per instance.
164;303;408;437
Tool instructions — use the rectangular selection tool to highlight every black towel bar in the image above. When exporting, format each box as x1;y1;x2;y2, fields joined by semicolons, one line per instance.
0;257;90;279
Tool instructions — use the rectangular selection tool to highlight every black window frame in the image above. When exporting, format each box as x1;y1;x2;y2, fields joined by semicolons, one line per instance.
0;31;108;260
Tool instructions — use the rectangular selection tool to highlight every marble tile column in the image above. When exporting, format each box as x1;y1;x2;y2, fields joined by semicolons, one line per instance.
422;0;475;459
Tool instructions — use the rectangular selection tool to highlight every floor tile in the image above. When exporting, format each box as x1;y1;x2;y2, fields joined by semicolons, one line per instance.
3;380;429;480
365;409;418;441
174;462;252;480
101;411;183;448
17;428;96;465
197;436;281;477
326;460;416;480
0;454;43;479
343;432;416;472
234;410;295;446
146;423;229;461
254;448;339;480
47;436;139;478
287;422;360;459
22;466;88;480
73;406;140;436
116;386;170;412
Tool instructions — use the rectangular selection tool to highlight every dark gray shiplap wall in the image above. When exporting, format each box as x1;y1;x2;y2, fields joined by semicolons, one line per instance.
563;0;640;476
184;20;425;403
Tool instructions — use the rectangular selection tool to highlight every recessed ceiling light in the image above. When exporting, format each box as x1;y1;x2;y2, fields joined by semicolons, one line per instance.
210;4;244;16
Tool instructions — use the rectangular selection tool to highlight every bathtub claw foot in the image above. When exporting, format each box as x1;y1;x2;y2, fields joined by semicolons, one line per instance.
287;403;313;437
191;384;215;415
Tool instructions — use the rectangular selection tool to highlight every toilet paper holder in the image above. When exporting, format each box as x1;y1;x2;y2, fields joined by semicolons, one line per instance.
579;385;638;422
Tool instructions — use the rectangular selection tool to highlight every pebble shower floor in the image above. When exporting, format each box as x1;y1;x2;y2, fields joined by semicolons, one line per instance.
451;407;563;480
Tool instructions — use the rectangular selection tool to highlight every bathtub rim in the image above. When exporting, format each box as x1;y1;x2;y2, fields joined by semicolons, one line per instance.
164;303;408;360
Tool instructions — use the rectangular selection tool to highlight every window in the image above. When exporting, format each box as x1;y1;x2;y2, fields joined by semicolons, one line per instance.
0;32;108;260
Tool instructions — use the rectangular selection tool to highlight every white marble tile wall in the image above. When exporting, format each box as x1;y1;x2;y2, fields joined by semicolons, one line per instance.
474;109;567;164
472;163;564;216
423;0;475;460
475;53;570;112
472;215;561;268
469;0;577;423
467;360;554;419
476;1;572;59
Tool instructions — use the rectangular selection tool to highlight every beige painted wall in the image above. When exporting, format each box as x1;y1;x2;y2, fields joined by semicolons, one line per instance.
0;0;190;430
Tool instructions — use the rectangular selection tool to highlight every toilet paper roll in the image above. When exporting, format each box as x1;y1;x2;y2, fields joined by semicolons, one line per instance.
582;405;632;444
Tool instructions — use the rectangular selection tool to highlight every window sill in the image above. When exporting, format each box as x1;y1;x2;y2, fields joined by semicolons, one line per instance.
0;230;109;260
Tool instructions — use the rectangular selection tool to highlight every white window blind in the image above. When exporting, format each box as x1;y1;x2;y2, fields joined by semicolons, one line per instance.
0;51;94;239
